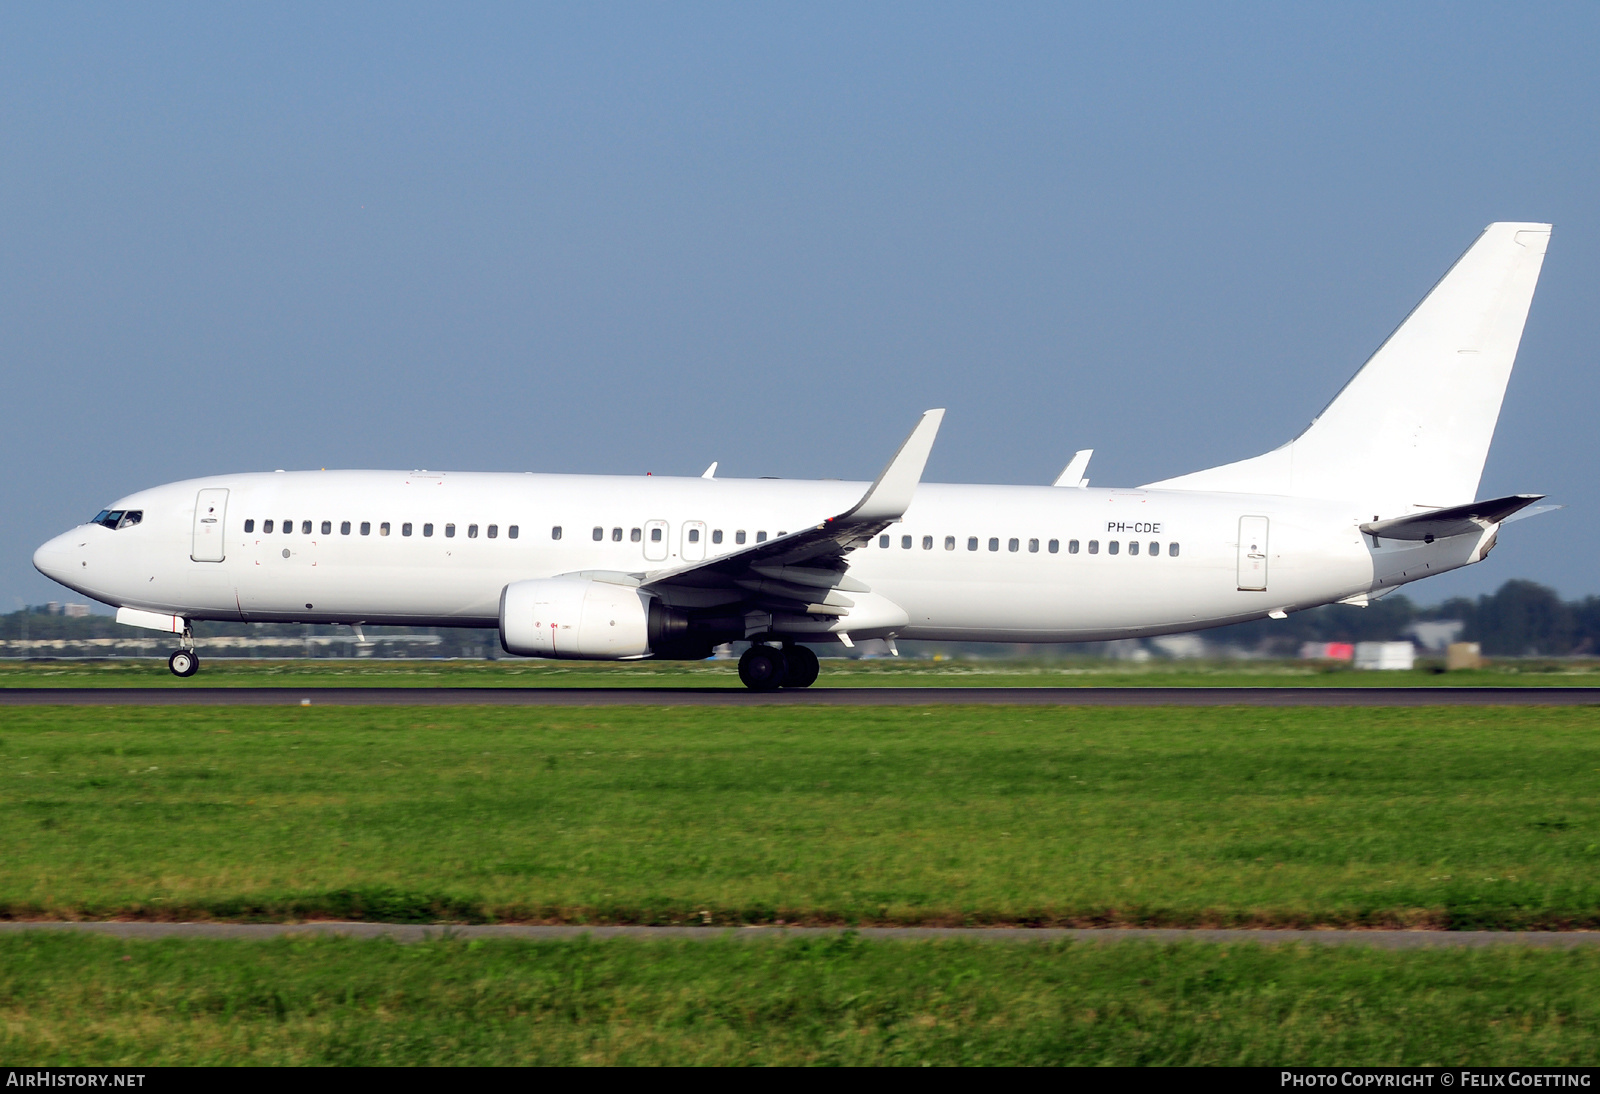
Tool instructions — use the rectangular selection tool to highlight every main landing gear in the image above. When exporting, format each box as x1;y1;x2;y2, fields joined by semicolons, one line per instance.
737;643;820;691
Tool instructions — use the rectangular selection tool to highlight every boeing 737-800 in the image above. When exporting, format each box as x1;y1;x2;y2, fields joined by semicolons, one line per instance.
33;223;1555;688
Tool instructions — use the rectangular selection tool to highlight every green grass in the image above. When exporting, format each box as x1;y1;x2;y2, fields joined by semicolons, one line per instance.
7;656;1600;688
5;933;1600;1065
2;705;1598;927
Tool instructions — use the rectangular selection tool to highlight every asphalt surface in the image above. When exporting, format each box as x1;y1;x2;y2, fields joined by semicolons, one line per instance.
4;922;1598;947
2;686;1600;706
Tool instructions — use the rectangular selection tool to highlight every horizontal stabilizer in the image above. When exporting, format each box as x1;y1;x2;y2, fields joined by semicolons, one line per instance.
1360;494;1544;541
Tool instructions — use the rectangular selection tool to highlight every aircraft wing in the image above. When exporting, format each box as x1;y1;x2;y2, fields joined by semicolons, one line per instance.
1359;494;1545;542
631;409;944;616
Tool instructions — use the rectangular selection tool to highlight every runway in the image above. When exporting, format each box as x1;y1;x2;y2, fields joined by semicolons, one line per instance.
2;685;1599;706
4;921;1598;947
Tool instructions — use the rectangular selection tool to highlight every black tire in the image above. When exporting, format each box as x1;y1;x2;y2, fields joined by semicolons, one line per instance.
168;650;199;678
781;645;819;688
738;645;788;691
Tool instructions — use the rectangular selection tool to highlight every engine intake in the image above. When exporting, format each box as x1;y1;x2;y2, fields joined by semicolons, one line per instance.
499;577;722;660
499;577;652;659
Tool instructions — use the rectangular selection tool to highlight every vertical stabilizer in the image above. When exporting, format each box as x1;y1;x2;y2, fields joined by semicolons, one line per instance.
1144;223;1551;513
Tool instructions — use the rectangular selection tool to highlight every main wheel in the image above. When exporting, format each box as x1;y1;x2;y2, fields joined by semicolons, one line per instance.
781;645;819;688
738;645;788;691
168;650;199;678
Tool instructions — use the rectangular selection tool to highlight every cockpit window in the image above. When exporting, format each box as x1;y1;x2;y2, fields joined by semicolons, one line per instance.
92;510;140;530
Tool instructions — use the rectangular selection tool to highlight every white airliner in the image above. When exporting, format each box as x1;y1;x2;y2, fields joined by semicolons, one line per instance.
34;223;1556;688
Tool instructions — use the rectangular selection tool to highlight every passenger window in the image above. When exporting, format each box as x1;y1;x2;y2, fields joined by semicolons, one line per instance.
880;535;890;548
1008;538;1019;552
423;523;434;537
1149;541;1159;557
988;537;999;552
282;520;292;534
551;526;561;540
244;519;255;533
446;524;457;538
488;525;498;539
321;521;332;535
1029;538;1039;553
508;526;519;539
301;521;312;535
922;536;933;550
340;521;351;535
1048;539;1059;554
736;531;747;545
945;536;956;551
1068;539;1079;554
756;531;767;543
612;527;622;542
468;524;479;538
380;522;391;537
651;527;663;542
592;527;603;541
631;528;642;542
1169;542;1180;557
402;523;413;537
1128;541;1139;556
360;522;371;536
1087;540;1099;554
264;520;274;533
968;537;978;551
712;530;723;544
902;535;912;549
1108;540;1119;555
689;528;700;543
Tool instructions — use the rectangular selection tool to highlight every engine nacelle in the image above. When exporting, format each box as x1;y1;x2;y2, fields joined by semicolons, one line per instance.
499;577;653;659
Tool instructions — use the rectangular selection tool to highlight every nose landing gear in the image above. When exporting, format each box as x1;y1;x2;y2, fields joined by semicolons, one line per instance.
167;623;199;678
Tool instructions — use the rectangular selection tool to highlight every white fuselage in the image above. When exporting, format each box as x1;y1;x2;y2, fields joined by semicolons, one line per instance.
33;470;1484;645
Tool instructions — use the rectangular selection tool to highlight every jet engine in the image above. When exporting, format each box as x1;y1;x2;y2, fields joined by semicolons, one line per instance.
498;577;720;660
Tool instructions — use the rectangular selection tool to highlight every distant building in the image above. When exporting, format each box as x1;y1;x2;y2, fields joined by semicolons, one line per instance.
1300;642;1354;661
1354;641;1415;670
63;603;90;618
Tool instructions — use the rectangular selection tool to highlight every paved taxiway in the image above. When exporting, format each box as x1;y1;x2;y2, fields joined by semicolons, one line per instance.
4;922;1597;947
2;686;1599;706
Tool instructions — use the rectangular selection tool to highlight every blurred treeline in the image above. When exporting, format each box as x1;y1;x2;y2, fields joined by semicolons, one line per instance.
1205;579;1600;657
3;578;1598;658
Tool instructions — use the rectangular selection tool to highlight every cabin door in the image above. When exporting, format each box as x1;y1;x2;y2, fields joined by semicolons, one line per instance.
1237;515;1269;591
191;489;229;562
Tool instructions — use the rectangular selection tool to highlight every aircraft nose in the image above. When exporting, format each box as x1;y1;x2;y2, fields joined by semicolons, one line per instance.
32;531;79;584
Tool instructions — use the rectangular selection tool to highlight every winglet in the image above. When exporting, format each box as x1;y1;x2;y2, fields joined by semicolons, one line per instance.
702;462;718;480
1052;449;1093;488
839;409;945;524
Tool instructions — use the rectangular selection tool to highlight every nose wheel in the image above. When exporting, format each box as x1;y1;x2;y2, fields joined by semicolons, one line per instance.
168;649;199;678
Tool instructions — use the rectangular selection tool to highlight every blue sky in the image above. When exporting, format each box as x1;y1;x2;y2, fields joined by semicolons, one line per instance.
4;3;1597;608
